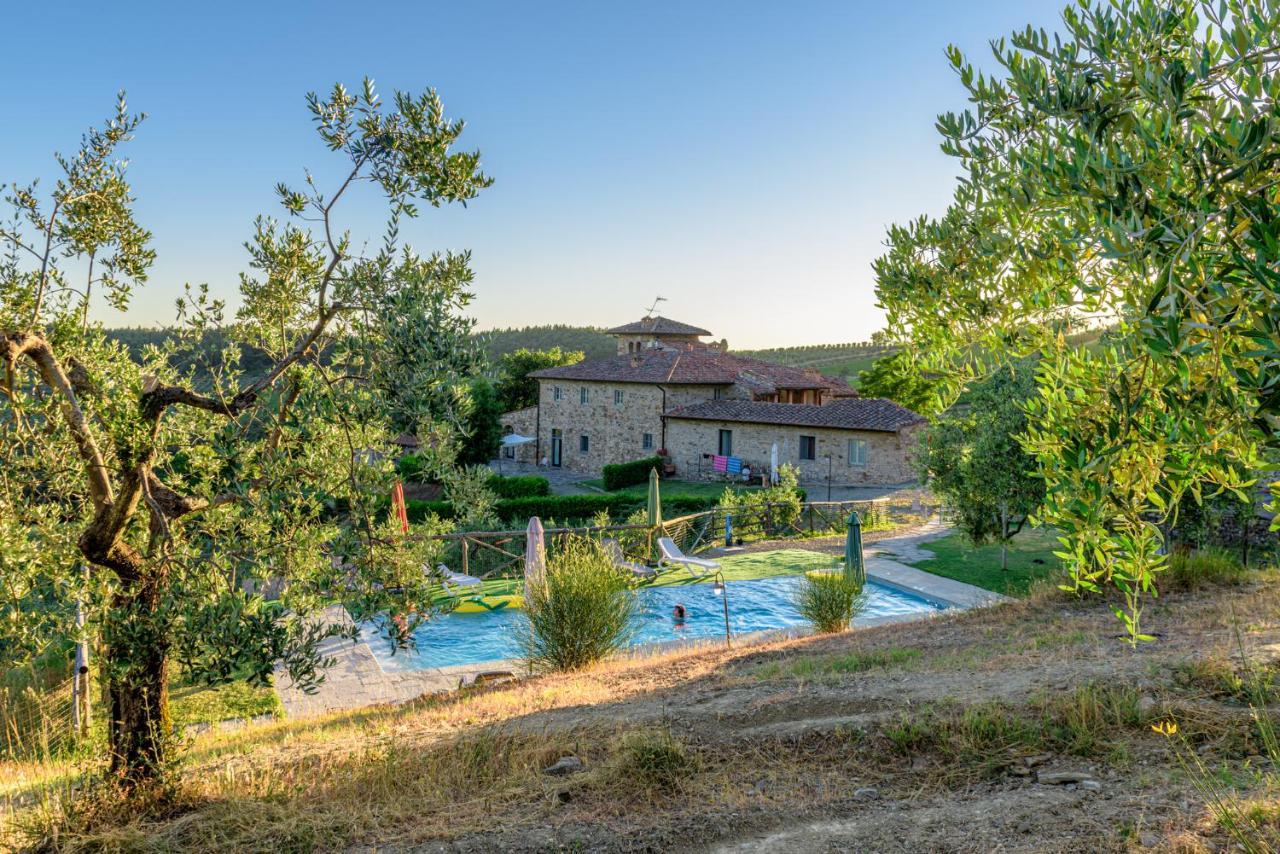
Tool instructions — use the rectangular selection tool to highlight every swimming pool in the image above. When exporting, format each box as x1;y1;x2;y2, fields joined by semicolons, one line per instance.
365;574;945;671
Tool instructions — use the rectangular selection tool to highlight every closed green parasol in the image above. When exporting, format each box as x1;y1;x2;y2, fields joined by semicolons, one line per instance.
647;467;663;562
844;510;865;589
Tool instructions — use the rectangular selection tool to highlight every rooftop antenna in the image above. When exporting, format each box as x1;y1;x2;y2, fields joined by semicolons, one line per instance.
643;296;667;319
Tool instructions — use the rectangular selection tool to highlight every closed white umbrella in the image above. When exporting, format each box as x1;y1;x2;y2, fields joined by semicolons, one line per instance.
770;442;779;486
524;516;546;598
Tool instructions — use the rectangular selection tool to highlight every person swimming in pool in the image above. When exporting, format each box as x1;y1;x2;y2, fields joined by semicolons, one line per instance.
672;603;687;625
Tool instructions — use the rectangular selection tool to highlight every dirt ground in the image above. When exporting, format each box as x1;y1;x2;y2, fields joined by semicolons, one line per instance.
11;569;1279;853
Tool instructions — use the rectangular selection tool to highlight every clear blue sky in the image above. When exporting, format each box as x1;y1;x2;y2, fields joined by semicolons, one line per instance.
4;0;1067;348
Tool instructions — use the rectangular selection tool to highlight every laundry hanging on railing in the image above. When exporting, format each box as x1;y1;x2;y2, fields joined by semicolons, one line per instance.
726;457;743;474
712;455;728;472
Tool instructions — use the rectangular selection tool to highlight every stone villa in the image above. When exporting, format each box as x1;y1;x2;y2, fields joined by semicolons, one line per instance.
499;316;924;487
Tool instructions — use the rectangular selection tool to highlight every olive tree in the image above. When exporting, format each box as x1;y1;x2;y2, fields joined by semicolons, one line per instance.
875;0;1277;640
0;80;491;783
917;360;1045;570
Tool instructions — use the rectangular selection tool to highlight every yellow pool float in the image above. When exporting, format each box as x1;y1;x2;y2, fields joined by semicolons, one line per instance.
452;594;525;613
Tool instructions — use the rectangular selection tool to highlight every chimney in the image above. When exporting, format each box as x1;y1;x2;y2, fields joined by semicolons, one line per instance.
631;354;643;368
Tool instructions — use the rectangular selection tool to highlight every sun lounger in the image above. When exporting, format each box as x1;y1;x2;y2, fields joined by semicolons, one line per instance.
603;538;656;579
657;537;720;578
432;563;483;595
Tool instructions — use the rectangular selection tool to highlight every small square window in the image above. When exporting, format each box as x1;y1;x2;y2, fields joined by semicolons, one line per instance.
642;432;654;450
848;438;868;466
614;389;624;405
713;387;724;400
580;387;589;405
579;435;590;453
799;435;816;461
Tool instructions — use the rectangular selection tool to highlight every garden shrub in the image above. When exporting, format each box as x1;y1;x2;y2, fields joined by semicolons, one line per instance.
487;474;551;498
602;456;663;491
404;499;455;522
718;464;804;540
519;537;637;671
795;570;863;633
495;494;636;523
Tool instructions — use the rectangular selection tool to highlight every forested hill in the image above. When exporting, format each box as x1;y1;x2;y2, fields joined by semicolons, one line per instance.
475;325;615;360
733;342;897;383
102;325;893;384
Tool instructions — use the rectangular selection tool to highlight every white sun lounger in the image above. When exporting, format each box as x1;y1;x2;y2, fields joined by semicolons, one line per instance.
603;538;656;579
657;537;720;578
432;563;483;595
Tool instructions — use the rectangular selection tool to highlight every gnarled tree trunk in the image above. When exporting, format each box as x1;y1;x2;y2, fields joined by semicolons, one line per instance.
98;563;172;784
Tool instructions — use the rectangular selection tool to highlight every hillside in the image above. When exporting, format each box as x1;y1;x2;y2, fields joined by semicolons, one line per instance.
734;342;898;384
476;325;616;361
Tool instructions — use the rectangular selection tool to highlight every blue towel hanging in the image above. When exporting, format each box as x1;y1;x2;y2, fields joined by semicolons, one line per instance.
726;456;743;474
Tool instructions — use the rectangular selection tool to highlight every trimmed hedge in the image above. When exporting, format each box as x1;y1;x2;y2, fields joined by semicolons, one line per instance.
487;474;551;499
402;487;804;526
602;456;663;491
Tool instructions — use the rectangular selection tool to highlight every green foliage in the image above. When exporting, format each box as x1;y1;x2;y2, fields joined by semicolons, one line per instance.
718;464;803;539
457;377;504;466
518;537;636;671
0;79;491;779
601;456;663;491
855;351;939;414
919;359;1045;556
873;0;1280;641
493;346;584;412
795;571;864;633
444;466;500;530
486;474;550;499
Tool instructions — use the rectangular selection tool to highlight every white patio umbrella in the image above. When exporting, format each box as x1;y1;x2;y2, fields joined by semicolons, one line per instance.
770;442;779;486
524;516;546;598
497;433;535;473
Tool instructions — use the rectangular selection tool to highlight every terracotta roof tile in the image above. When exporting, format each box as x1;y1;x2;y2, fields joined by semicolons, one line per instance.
662;398;925;432
605;316;712;336
530;350;855;397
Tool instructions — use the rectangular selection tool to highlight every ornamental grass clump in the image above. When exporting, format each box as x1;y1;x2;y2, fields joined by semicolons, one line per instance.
796;571;864;634
520;537;637;671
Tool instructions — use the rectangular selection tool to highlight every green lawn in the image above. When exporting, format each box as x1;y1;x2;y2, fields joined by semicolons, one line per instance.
647;548;838;587
901;527;1066;595
169;678;283;728
578;479;760;500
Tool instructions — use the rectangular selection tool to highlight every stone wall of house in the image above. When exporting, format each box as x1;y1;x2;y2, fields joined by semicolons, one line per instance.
498;406;539;464
663;419;923;487
535;380;667;474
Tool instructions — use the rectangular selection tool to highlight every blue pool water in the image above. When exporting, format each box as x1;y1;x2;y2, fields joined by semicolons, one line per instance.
365;575;945;671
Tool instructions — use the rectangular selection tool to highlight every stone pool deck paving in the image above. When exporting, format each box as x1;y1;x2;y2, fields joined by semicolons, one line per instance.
274;523;1007;719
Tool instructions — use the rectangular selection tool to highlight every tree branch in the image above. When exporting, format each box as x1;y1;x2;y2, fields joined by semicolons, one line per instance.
142;302;343;422
1;331;114;510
